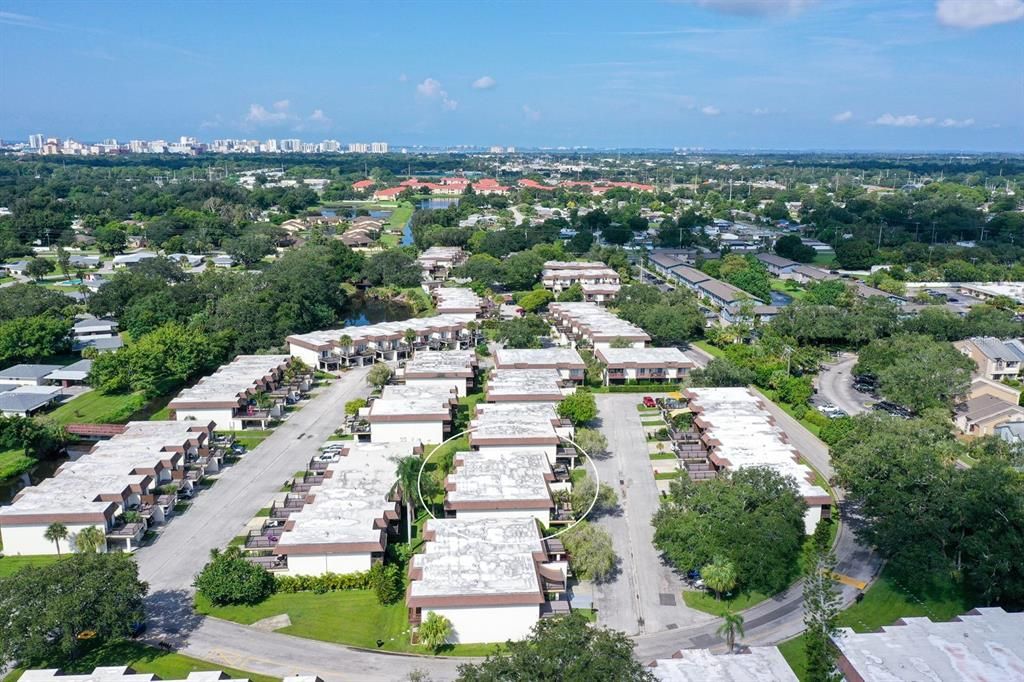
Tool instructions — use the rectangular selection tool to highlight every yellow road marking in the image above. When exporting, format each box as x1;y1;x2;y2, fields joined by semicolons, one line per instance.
830;572;868;590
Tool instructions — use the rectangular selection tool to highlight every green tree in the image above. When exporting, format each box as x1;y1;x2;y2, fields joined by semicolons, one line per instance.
93;224;127;255
56;245;71;281
496;314;549;349
573;427;608;457
225;232;276;266
25;257;54;281
44;522;68;556
419;611;453;652
774;235;816;262
501;251;545;290
717;610;745;653
0;314;72;366
856;334;974;411
561;521;617;582
557;391;597;426
394;454;431;542
74;526;106;554
456;612;654;682
518;289;554;313
345;398;367;415
702;558;737;601
570;473;618;518
689;359;755;387
362;249;422;287
803;551;842;682
557;283;584;302
0;552;147;665
367;362;394;389
194;546;276;606
834;238;876;270
370;562;404;605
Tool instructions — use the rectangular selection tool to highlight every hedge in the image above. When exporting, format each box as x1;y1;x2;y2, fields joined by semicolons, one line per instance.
602;384;687;393
275;569;374;593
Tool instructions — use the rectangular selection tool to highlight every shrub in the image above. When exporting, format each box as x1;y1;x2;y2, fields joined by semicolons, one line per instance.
803;410;830;429
370;563;404;605
274;569;374;593
195;547;277;606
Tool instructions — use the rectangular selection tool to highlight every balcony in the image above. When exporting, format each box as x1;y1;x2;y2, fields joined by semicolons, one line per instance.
107;521;146;539
245;529;281;550
244;554;288;571
540;601;571;619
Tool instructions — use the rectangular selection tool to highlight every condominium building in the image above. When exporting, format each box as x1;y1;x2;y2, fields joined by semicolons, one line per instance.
168;355;297;430
485;368;569;403
445;450;555;524
20;668;249;682
417;246;467;281
595;347;694;385
0;421;213;555
470;402;575;466
541;260;621;298
397;350;477;397
648;647;798;681
493;348;585;384
547;302;650;349
431;287;484;315
366;384;457;444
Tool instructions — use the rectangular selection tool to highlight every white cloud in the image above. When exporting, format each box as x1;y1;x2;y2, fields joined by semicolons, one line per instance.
472;75;497;89
245;103;291;125
692;0;817;16
522;105;542;122
701;105;721;116
272;99;290;111
939;117;975;128
873;113;936;127
832;110;853;123
936;0;1024;28
308;109;331;124
416;78;458;110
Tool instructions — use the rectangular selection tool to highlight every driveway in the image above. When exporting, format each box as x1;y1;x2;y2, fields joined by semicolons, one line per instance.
137;367;371;625
591;394;714;636
815;353;873;416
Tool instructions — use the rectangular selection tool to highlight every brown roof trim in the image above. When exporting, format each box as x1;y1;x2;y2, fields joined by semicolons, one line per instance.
277;540;386;554
446;500;552;510
406;592;544;608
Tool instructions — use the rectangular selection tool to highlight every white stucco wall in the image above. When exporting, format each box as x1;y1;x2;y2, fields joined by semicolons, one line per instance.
284;552;372;576
456;508;550;525
371;420;443;444
405;376;467;397
804;505;824;535
288;345;323;368
428;604;539;644
0;522;104;555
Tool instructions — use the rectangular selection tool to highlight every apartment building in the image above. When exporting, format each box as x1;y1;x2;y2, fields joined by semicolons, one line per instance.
168;355;296;430
485;368;569;404
20;668;249;682
270;442;407;576
397;350;477;397
366;384;456;444
595;347;694;385
697;279;757;308
541;260;621;296
407;517;568;644
0;421;212;555
493;348;585;384
833;608;1024;682
954;336;1024;382
648;647;798;682
286;314;477;370
685;387;831;533
431;287;484;315
471;402;575;466
547;302;650;349
445;450;555;524
0;364;63;386
71;316;119;351
754;253;799;277
417;246;467;282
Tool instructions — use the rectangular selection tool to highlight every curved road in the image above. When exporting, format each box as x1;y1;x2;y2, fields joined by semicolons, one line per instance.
141;358;879;681
816;353;874;416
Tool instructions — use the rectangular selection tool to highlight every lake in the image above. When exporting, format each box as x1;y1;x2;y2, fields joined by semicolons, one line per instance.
341;294;414;326
0;456;67;505
770;290;793;306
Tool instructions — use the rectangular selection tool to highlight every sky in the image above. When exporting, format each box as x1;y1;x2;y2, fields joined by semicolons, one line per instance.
1;0;1022;151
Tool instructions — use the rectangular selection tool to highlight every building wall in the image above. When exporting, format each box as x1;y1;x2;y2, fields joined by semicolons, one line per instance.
0;522;104;555
456;508;551;525
804;505;824;535
405;376;467;397
427;604;539;644
593;339;645;350
289;345;323;368
371;420;444;444
284;552;371;576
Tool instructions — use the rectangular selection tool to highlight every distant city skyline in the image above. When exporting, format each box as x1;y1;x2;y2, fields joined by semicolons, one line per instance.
2;0;1022;152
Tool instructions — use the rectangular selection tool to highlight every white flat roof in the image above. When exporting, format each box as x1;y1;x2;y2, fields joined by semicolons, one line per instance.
494;348;584;368
548;302;650;340
277;442;410;549
433;287;482;312
448;450;552;504
596;347;694;366
45;359;93;382
410;517;543;598
20;668;236;682
169;355;290;406
417;246;464;262
650;647;798;682
0;421;208;519
288;314;474;349
487;368;564;398
471;402;561;441
403;350;476;375
369;384;455;418
834;607;1024;682
688;387;828;501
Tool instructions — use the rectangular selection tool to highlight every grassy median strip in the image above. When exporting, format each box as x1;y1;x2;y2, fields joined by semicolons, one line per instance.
682;589;769;617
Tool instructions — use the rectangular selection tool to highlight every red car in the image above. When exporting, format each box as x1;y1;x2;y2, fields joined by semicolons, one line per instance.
642;396;656;408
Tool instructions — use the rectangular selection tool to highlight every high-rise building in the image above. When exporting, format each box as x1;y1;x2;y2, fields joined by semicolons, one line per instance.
370;141;389;154
28;134;44;149
348;142;369;153
280;138;301;152
265;139;279;152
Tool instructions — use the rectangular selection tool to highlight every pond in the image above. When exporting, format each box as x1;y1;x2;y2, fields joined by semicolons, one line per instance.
770;290;794;307
320;208;392;220
0;456;67;505
341;294;414;327
418;198;460;210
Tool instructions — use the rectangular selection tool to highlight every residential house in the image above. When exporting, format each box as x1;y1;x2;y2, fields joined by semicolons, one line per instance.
71;316;119;350
45;359;92;387
782;264;838;284
696;279;758;309
366;384;456;444
0;385;64;417
0;364;63;386
111;251;157;268
954;337;1024;382
493;348;585;384
755;253;799;277
954;394;1024;437
168;355;296;430
595;347;694;385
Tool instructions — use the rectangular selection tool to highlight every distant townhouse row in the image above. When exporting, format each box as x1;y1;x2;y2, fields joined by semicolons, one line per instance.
548;302;650;349
685;387;832;533
167;355;301;430
430;286;485;315
0;421;215;555
417;246;467;281
541;260;621;303
286;314;479;370
648;252;777;323
0;361;93;416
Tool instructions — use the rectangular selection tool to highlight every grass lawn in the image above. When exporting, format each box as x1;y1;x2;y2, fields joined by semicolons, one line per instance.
0;554;63;578
0;448;35;480
640;418;666;426
812;252;836;266
1;640;278;682
654;471;681;480
758;388;823;437
41;390;148;426
255;507;271;517
649;452;677;461
223;430;273;450
692;340;725;358
682;589;770;617
778;567;973;680
148;405;172;421
770;278;808;301
194;590;496;657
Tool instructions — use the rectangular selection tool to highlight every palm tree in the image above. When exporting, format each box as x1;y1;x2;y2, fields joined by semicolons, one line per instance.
418;611;452;652
717;609;745;653
339;335;353;360
75;526;106;553
394;455;426;542
44;522;68;556
403;328;417;355
702;558;737;601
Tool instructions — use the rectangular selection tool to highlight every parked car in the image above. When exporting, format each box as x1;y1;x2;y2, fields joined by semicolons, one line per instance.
873;401;913;419
642;396;656;408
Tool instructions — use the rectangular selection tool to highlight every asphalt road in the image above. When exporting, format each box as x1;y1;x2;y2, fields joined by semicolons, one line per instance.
591;394;714;636
815;353;874;416
136;368;371;629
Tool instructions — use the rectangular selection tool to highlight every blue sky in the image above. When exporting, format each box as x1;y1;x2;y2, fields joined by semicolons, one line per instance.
1;0;1022;151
